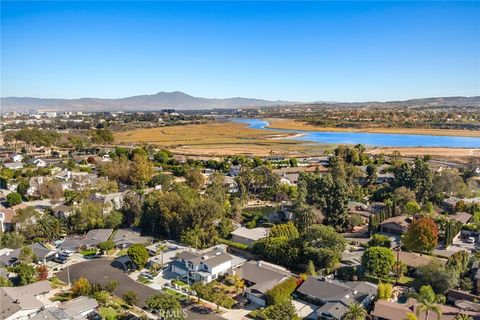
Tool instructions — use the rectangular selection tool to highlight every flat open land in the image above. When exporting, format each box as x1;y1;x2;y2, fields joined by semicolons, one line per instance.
115;120;479;162
115;122;333;156
267;118;480;137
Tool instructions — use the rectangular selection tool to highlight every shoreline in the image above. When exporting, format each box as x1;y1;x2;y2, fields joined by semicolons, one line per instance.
265;118;480;138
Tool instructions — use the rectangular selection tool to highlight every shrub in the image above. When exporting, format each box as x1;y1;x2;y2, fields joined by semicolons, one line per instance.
265;277;298;305
217;238;249;250
368;234;391;248
377;282;393;300
6;192;22;207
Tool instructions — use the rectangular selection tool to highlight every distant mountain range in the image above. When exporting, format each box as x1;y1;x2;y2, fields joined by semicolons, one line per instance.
0;91;297;112
1;91;479;112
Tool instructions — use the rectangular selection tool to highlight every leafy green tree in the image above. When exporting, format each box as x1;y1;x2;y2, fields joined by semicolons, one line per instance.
6;192;22;207
258;300;300;320
185;167;204;189
302;224;346;271
98;240;115;255
413;285;442;320
252;236;300;267
127;244;149;269
293;204;319;230
145;293;182;320
403;217;438;253
123;291;138;306
405;201;422;217
306;260;317;276
130;153;154;188
368;234;391;248
16;180;30;200
121;191;143;227
105;210;123;228
19;246;36;264
72;277;92;296
446;250;469;276
216;218;235;239
0;232;25;249
414;260;458;294
269;222;299;239
105;280;119;293
12;263;37;285
393;187;416;213
361;246;395;278
94;290;110;306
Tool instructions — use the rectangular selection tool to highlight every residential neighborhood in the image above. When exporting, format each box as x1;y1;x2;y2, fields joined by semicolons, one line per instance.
0;130;479;320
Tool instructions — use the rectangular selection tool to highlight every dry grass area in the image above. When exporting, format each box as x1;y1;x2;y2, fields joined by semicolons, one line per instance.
115;122;331;156
367;147;480;164
115;121;479;162
267;118;480;137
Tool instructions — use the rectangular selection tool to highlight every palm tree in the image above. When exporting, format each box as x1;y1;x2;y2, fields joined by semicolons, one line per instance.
413;285;442;320
454;314;473;320
343;303;369;320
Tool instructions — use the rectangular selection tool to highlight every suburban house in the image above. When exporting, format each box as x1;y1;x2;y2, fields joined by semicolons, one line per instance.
0;206;15;232
12;154;23;163
371;298;479;320
90;192;124;214
3;162;23;170
52;204;74;219
28;158;47;168
0;280;51;320
59;228;113;251
171;245;243;283
30;296;99;320
0;242;58;267
230;227;269;247
296;277;377;320
379;215;411;235
231;260;291;306
112;229;153;248
398;250;446;269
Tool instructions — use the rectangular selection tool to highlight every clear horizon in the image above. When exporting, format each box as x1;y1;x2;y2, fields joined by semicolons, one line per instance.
1;1;479;102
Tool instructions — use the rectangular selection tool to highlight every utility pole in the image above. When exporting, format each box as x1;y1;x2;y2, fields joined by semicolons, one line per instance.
66;259;71;286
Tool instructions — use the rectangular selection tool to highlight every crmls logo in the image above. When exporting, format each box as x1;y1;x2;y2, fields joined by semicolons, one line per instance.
149;309;188;319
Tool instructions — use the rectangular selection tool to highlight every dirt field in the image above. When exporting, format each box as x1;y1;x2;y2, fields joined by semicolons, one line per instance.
115;122;333;156
267;118;480;138
366;147;480;164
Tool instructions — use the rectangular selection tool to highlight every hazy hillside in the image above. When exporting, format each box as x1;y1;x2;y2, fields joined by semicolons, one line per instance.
0;91;297;112
1;91;479;112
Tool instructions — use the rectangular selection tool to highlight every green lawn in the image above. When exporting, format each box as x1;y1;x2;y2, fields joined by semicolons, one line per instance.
171;279;189;288
116;249;128;257
162;288;188;301
137;275;152;284
99;307;118;319
80;249;98;257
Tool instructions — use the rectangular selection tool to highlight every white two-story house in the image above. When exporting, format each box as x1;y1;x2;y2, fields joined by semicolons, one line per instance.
171;245;242;283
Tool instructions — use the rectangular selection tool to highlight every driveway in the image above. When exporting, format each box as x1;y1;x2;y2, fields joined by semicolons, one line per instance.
57;258;157;307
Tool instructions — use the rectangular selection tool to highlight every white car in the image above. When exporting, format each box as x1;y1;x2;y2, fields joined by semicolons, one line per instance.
467;237;476;244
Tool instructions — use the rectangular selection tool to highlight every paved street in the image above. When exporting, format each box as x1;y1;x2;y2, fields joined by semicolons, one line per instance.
57;258;157;307
57;258;225;319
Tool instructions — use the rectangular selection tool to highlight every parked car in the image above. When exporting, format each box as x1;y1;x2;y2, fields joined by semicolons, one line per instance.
233;297;249;309
467;237;476;244
54;257;67;264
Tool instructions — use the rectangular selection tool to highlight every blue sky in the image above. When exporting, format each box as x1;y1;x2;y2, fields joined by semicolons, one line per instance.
1;1;479;102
